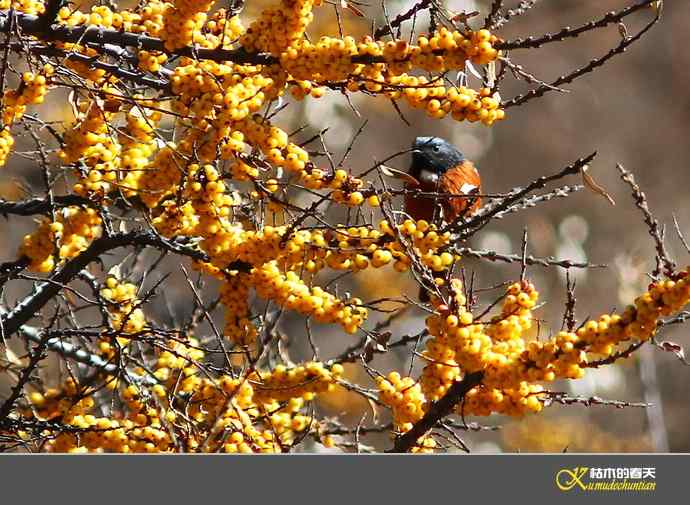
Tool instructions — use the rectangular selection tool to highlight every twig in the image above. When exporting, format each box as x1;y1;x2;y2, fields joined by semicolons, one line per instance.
617;164;675;279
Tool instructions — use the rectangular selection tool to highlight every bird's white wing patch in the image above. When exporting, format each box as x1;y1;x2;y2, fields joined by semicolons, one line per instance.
419;169;440;186
459;182;477;194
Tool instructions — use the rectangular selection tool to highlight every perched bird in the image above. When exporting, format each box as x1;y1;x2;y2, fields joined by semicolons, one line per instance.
405;136;482;223
392;136;482;302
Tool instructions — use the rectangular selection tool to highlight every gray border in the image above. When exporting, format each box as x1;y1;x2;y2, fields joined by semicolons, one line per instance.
0;454;682;504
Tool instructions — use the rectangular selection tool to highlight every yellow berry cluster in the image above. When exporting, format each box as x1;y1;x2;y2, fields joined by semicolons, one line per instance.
250;362;344;402
252;261;367;333
151;336;206;385
377;372;436;453
219;273;257;346
65;45;111;82
2;64;53;127
136;143;184;208
461;382;545;417
233;116;364;192
0;127;14;167
400;82;503;124
282;28;500;82
169;62;276;120
23;379;164;453
100;277;148;334
0;64;53;167
513;271;690;384
56;4;162;34
26;379;92;421
415;268;690;423
186;374;316;452
18;207;102;272
195;217;448;275
157;216;458;341
150;158;242;253
51;2;172;82
421;279;546;417
160;0;216;51
118;106;160;198
60;102;121;198
14;328;348;452
241;0;322;55
280;28;503;124
203;9;246;49
0;0;44;15
137;50;168;73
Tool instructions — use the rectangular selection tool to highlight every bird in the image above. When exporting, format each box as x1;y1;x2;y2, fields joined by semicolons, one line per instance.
388;136;482;302
404;136;482;224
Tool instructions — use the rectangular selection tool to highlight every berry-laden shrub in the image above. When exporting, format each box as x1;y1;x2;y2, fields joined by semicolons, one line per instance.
0;0;681;453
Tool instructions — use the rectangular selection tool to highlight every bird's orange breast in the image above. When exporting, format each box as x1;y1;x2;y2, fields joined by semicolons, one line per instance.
405;160;481;223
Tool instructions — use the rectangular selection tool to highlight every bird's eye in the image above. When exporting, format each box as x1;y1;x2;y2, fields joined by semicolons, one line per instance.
432;146;440;152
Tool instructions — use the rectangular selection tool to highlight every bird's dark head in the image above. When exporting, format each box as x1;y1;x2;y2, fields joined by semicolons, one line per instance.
410;136;465;186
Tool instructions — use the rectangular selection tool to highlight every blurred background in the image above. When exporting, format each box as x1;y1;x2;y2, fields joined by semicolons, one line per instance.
2;0;689;452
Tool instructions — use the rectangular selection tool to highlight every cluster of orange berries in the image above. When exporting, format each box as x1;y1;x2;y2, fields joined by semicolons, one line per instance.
512;270;690;385
280;28;503;124
219;274;257;346
203;9;246;50
22;378;170;453
56;3;164;35
281;29;500;81
2;64;53;127
16;329;347;452
461;382;545;417
137;50;168;73
250;362;344;403
0;64;53;167
421;279;545;417
0;127;14;168
19;207;102;272
220;218;450;276
149;158;247;266
151;336;205;386
60;103;120;197
53;3;168;81
169;61;276;121
153;215;459;343
414;270;690;423
160;0;216;51
184;373;322;452
59;43;110;82
0;0;43;14
241;0;321;55
118;106;160;198
27;379;93;421
377;372;436;453
252;261;367;333
50;412;172;453
100;277;148;334
229;116;367;194
399;82;503;124
135;144;183;208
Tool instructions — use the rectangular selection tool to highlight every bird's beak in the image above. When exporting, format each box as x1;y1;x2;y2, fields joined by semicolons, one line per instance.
379;164;420;186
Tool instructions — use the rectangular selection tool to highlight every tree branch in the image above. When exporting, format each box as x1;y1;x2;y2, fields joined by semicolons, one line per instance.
388;371;483;453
